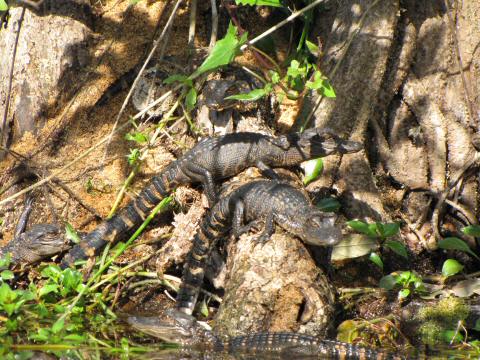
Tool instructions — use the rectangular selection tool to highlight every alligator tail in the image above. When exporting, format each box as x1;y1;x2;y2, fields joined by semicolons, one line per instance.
60;165;178;268
226;333;408;359
175;200;231;314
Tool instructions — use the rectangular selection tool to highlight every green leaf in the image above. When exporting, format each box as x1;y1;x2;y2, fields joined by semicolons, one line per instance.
302;158;323;185
0;270;14;281
0;253;11;268
185;87;197;112
224;87;269;101
305;40;320;56
377;223;400;238
369;252;383;270
462;225;480;237
379;274;397;290
163;74;189;85
38;284;59;298
347;220;376;237
0;0;8;11
235;0;283;6
473;319;480;331
398;288;410;299
64;333;87;342
331;234;378;261
442;259;464;278
441;329;464;344
51;318;64;334
384;240;408;259
191;23;248;79
318;79;336;98
316;198;341;212
65;223;81;244
438;237;480;260
270;71;280;84
127;148;141;166
125;132;148;144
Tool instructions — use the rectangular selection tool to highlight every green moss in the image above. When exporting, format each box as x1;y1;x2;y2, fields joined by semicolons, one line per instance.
416;297;469;345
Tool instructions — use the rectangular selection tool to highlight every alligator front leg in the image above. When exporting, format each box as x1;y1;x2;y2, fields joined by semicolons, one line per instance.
183;162;217;206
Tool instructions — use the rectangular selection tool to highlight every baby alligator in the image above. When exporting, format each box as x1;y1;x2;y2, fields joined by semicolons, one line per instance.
176;180;341;315
0;196;70;264
60;129;361;268
127;310;409;360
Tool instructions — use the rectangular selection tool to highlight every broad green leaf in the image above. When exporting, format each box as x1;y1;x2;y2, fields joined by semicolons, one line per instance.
235;0;283;7
65;223;81;244
0;270;14;281
319;79;336;98
305;39;320;56
38;284;59;298
474;319;480;331
269;70;280;84
384;240;408;259
379;274;397;290
64;334;87;342
441;329;464;344
225;87;269;101
438;237;480;260
191;23;248;79
346;220;376;237
0;0;8;11
51;318;64;334
125;132;148;144
316;197;341;212
369;252;383;270
305;71;323;90
302;158;323;185
0;253;11;268
331;234;378;261
377;223;400;238
185;87;197;112
462;225;480;237
0;282;15;303
442;259;464;278
398;288;410;299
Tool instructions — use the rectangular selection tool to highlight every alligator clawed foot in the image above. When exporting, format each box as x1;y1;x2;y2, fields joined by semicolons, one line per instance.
253;234;270;246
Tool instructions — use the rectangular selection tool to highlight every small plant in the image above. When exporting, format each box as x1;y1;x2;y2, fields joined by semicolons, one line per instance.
347;220;406;269
379;271;427;300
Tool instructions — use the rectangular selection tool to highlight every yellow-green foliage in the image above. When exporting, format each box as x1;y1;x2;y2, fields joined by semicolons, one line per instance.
416;297;469;345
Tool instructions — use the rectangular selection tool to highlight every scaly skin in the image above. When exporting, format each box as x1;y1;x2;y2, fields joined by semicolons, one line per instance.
127;310;409;360
60;129;362;268
176;180;341;315
0;196;70;264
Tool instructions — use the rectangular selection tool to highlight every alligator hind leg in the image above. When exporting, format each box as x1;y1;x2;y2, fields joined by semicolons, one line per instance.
253;212;274;245
232;200;263;238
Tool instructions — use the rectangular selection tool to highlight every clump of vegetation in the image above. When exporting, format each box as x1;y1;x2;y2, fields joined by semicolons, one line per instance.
416;297;469;345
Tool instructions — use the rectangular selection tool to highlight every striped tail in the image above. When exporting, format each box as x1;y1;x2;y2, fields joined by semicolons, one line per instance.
175;200;231;314
60;166;177;268
226;333;408;359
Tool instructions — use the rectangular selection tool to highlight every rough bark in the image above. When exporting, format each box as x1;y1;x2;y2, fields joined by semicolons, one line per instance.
214;232;335;338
